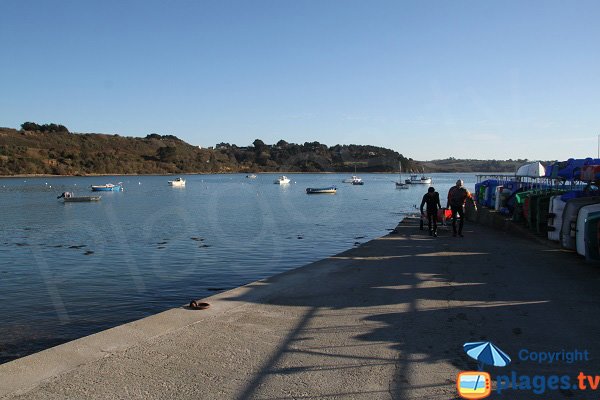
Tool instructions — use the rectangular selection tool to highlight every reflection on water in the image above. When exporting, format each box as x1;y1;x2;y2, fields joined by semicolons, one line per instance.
0;173;475;363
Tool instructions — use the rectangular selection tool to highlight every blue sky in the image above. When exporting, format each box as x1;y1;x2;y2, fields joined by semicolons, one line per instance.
1;0;599;161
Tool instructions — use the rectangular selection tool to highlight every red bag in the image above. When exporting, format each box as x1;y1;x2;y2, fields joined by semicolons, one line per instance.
437;208;453;222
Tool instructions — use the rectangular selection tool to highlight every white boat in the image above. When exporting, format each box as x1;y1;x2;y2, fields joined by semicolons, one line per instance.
343;165;362;184
405;174;432;185
168;177;186;187
343;175;362;184
274;176;290;184
576;204;600;256
395;162;409;189
516;161;546;178
560;198;600;250
547;195;566;241
246;174;257;179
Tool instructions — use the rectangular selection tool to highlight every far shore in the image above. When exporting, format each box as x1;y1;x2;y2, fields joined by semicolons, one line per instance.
0;171;507;178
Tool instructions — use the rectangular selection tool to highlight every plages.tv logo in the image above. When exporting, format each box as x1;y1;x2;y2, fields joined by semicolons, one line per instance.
457;341;511;399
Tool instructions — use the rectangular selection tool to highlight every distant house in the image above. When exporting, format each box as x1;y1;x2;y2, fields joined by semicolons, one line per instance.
215;143;231;150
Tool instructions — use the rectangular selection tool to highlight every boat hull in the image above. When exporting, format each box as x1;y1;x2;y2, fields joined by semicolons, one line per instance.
560;197;600;249
306;187;337;194
63;196;101;202
547;195;566;241
584;215;600;261
91;185;121;191
577;206;600;256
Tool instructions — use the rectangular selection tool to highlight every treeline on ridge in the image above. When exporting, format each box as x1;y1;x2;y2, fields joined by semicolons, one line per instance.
20;122;69;133
0;123;527;175
0;124;412;175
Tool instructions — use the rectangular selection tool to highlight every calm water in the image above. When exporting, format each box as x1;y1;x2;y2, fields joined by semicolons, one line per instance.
0;173;475;363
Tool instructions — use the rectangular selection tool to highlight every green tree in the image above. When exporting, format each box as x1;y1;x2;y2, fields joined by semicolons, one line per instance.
157;146;177;162
252;139;267;153
21;122;41;131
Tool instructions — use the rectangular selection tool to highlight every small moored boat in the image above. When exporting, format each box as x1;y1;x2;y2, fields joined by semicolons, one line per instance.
343;165;362;184
246;174;257;179
343;175;362;184
405;174;432;185
168;177;186;187
395;162;409;189
306;186;337;194
57;192;101;202
274;176;291;184
91;183;123;191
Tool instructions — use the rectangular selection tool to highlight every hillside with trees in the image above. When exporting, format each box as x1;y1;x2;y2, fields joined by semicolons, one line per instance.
0;123;532;176
0;124;413;175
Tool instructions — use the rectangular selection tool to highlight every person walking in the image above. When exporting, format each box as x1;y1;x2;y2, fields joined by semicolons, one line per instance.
420;186;441;237
447;179;476;237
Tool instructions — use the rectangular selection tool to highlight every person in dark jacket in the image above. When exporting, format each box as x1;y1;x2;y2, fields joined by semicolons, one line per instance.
420;186;441;237
447;179;476;237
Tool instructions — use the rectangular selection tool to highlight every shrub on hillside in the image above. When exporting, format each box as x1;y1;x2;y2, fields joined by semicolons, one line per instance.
21;122;69;133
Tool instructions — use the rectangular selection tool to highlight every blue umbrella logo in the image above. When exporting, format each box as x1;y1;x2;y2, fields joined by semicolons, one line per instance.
463;341;511;371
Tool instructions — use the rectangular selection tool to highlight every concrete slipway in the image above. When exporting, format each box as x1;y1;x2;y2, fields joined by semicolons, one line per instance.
2;217;600;399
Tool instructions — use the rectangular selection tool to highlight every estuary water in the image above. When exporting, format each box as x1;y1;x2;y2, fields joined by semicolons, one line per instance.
0;172;475;363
